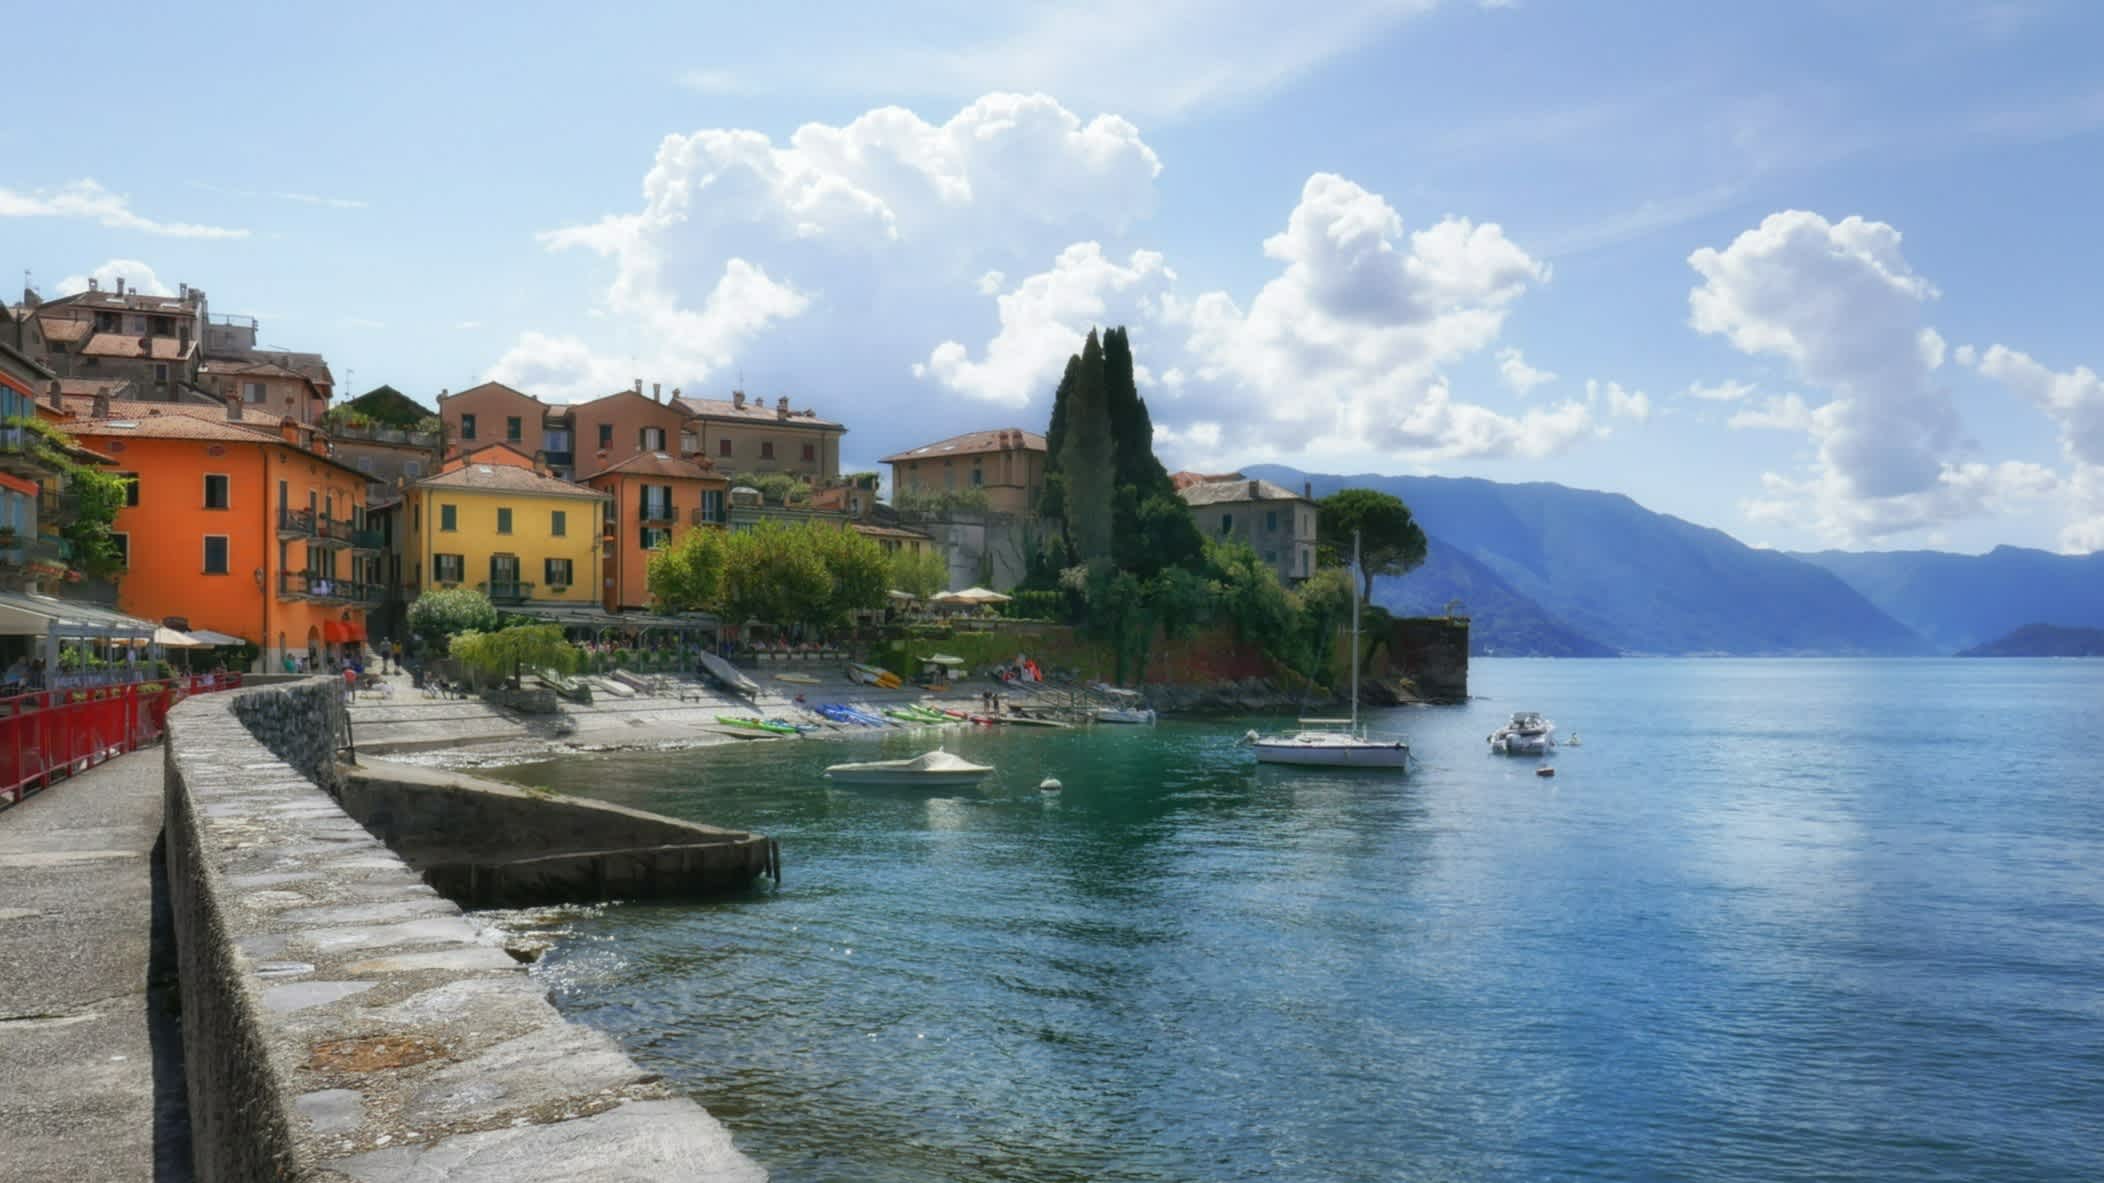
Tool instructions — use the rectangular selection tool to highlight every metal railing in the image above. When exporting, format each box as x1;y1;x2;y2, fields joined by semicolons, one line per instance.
348;528;384;551
277;571;381;602
1;675;243;806
477;579;534;604
277;506;316;537
640;501;676;523
690;506;728;526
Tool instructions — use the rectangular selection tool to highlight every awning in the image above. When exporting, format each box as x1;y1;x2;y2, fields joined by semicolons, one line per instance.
344;620;367;642
0;591;157;640
322;621;348;643
152;626;211;649
186;629;248;647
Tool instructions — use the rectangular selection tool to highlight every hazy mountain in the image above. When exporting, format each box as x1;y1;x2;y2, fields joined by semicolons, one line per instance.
1246;465;1931;656
1956;623;2104;658
1370;535;1618;657
1792;547;2104;653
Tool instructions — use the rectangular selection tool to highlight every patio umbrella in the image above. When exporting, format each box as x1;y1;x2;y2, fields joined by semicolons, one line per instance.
186;629;247;647
953;586;1013;604
151;626;211;649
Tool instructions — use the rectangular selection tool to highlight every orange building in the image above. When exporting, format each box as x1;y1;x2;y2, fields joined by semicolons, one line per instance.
582;451;729;612
69;398;377;670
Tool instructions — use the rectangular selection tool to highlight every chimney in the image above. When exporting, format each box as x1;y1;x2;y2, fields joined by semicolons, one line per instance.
178;283;188;299
225;394;242;421
1248;479;1260;500
776;395;789;417
1304;480;1312;499
45;380;63;411
652;382;661;401
115;277;125;297
671;386;681;400
732;390;745;409
88;278;99;292
92;392;111;420
633;378;642;395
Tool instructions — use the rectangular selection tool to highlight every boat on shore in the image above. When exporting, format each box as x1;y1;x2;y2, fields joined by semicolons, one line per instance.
697;650;761;699
1250;531;1410;770
823;749;994;787
1488;712;1555;755
1091;686;1157;725
847;662;904;689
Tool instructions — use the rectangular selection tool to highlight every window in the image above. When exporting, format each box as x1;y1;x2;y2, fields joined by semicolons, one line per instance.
110;533;128;568
760;441;774;460
1265;510;1278;531
118;472;139;507
551;510;567;537
496;507;513;534
243;381;266;404
433;553;464;583
681;431;698;454
544;429;572;452
1301;549;1310;577
203;474;230;510
1220;513;1233;534
202;535;229;574
971;468;983;486
701;489;725;523
640;426;666;451
506;416;523;442
641;484;673;521
440;504;457;532
405;461;422;478
413;503;421;530
598;423;613;448
718;438;733;457
640;527;672;549
802;442;816;462
544;557;573;587
154;363;169;383
460;413;477;441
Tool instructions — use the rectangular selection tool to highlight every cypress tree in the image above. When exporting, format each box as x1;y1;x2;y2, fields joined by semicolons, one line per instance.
1060;330;1116;563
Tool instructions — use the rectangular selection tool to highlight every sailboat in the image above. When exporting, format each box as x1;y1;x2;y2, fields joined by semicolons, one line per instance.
1250;531;1412;769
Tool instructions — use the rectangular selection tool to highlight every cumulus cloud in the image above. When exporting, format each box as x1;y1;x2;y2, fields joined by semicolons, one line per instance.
1688;210;1991;541
1498;348;1555;394
1963;344;2104;552
492;93;1160;401
1728;393;1819;432
1;179;247;239
57;259;173;297
1587;378;1652;422
1686;378;1756;402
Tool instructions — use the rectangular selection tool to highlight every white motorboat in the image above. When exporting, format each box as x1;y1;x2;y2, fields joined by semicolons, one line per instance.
1488;712;1556;755
1090;686;1157;725
823;749;994;787
1251;531;1411;770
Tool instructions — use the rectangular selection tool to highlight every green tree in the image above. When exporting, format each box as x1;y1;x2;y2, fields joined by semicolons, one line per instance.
721;520;831;629
888;548;948;602
1059;330;1116;562
809;524;890;626
450;623;579;689
407;587;499;651
1037;355;1079;526
62;467;128;581
647;526;728;612
1317;488;1429;601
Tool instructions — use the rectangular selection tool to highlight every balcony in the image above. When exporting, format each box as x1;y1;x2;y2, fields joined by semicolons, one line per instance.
689;506;728;526
277;571;381;603
348;528;384;551
477;579;535;605
0;534;69;570
277;507;317;538
310;516;354;548
639;501;677;525
0;426;52;478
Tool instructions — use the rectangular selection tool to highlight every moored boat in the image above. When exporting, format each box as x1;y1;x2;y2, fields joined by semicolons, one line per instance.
1249;531;1411;770
823;749;995;787
1090;686;1157;724
1488;712;1555;755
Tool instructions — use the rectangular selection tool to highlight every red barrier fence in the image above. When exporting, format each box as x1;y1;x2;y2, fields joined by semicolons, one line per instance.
0;674;244;807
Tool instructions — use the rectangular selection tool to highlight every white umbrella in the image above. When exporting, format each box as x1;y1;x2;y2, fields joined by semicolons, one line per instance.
186;629;247;647
151;626;210;649
953;586;1012;604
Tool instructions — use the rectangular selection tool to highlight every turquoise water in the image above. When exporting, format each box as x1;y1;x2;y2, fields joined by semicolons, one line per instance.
496;659;2104;1182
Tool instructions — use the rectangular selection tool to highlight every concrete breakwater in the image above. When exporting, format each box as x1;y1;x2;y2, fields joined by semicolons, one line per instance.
162;677;768;1180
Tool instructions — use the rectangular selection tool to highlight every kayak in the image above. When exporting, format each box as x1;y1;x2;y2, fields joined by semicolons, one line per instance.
717;715;798;735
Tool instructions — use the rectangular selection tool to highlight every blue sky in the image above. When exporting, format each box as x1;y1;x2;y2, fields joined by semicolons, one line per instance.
7;0;2103;554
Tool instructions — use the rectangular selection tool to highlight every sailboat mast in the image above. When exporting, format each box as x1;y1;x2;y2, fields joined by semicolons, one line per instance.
1350;529;1361;733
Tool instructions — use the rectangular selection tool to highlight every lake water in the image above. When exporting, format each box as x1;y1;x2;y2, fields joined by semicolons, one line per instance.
491;659;2104;1182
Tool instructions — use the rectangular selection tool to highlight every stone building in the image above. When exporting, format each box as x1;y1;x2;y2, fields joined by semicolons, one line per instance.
882;428;1046;515
1178;476;1319;584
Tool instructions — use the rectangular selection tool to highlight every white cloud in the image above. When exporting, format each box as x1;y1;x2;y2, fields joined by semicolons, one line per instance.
1497;348;1555;394
1727;393;1818;432
2;179;247;238
1963;344;2104;552
677;68;750;95
1686;378;1756;402
56;259;173;297
1690;210;1981;540
1587;378;1652;422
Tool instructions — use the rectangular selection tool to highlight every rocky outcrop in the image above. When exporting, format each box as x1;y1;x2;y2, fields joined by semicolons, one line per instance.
1142;677;1326;714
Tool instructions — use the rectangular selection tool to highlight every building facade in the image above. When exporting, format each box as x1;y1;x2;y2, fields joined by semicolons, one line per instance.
582;451;729;612
571;388;692;482
883;428;1046;515
68;399;377;668
398;448;607;609
327;422;442;502
1178;477;1319;584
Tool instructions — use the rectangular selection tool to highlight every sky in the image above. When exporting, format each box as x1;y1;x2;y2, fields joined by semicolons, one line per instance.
6;0;2103;555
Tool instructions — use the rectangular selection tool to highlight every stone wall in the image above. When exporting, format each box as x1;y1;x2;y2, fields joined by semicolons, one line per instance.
1371;617;1470;703
162;680;767;1181
228;676;346;795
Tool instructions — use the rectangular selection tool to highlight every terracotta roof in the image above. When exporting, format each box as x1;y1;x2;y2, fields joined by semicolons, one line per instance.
417;464;608;500
79;334;195;361
1170;469;1243;491
62;396;286;429
40;288;197;315
199;357;309;380
583;451;722;481
1178;478;1310;507
437;380;543;406
881;428;1045;463
53;378;135;399
852;522;935;541
37;318;90;343
671;395;843;431
72;411;288;444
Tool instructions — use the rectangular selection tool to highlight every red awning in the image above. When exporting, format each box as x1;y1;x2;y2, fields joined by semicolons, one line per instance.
0;472;37;497
322;621;347;643
344;620;367;642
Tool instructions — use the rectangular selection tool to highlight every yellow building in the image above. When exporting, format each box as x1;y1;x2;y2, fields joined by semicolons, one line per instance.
397;447;607;607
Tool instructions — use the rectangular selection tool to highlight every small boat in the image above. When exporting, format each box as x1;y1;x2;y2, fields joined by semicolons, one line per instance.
1090;686;1156;725
697;650;761;699
847;662;903;689
775;672;821;686
1488;712;1556;755
1536;766;1556;778
717;715;798;735
824;749;994;787
1250;531;1410;770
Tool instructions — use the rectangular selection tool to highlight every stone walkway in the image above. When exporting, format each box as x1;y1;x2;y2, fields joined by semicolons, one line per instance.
0;751;187;1182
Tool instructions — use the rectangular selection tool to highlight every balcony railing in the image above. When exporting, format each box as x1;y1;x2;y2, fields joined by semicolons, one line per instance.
640;501;676;524
0;535;69;568
348;528;384;551
277;507;316;538
478;579;534;604
689;506;728;526
277;571;381;602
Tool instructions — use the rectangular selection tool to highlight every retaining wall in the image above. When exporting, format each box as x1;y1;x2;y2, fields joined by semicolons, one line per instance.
337;762;777;908
162;678;767;1181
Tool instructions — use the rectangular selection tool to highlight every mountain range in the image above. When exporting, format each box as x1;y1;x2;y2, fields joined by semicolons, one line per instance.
1243;465;2104;657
